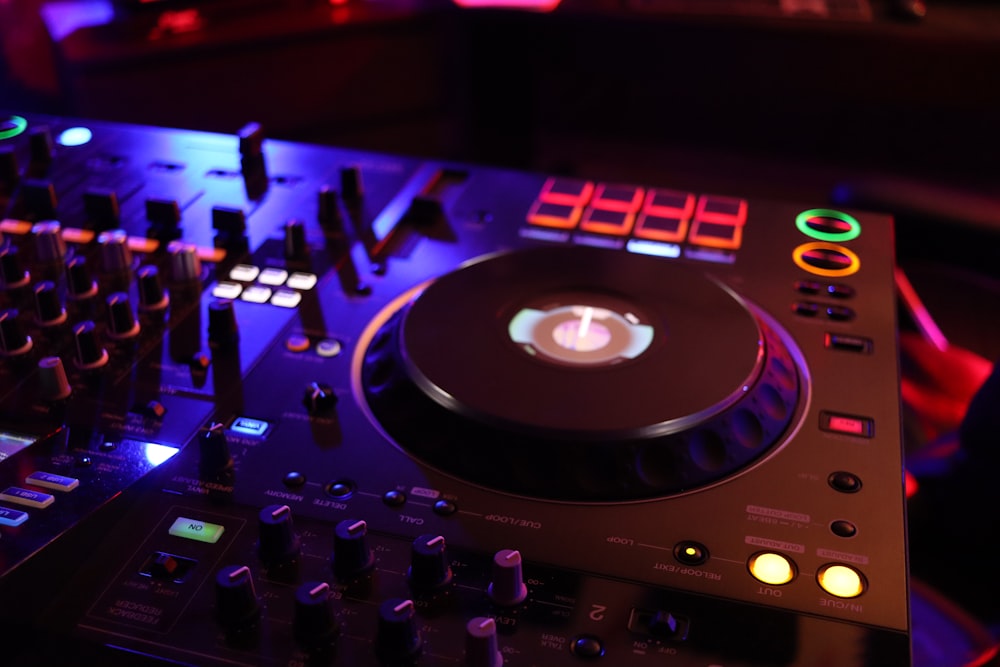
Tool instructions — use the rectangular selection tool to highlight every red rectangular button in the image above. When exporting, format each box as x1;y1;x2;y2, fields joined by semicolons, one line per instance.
591;183;644;213
538;178;594;206
527;200;583;229
821;412;874;437
695;195;747;226
687;219;743;250
643;189;695;218
634;213;689;243
580;207;635;236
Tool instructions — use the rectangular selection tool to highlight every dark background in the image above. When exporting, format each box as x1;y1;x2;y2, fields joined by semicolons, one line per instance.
3;0;1000;662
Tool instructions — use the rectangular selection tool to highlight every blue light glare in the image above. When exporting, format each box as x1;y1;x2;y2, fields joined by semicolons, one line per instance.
57;127;93;146
625;239;681;259
145;442;180;466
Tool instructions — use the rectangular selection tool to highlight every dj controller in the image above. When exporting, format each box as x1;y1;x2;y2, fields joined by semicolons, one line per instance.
0;112;910;666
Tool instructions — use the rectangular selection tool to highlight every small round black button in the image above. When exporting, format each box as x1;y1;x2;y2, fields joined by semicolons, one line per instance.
794;280;821;295
826;283;855;298
831;520;858;538
325;480;354;499
826;305;855;321
829;471;862;493
383;490;406;507
284;471;306;488
673;541;709;566
793;301;819;317
432;498;457;516
571;635;604;659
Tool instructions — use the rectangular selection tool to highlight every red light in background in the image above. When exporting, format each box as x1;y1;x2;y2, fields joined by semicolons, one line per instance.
451;0;562;12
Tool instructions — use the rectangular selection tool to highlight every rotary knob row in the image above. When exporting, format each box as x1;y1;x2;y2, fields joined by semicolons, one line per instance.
214;564;501;666
257;507;529;607
1;225;201;288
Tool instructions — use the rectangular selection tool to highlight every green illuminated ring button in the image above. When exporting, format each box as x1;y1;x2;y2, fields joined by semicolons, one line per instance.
0;115;28;141
792;242;861;278
795;209;861;242
169;516;225;543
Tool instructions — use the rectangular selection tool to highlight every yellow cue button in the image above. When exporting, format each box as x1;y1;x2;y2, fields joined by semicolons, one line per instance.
748;552;796;585
817;564;865;598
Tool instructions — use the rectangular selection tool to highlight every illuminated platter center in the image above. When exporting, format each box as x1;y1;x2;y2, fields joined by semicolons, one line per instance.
509;298;654;367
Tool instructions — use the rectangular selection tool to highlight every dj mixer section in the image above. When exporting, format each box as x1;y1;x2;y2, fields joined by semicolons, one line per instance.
0;112;910;666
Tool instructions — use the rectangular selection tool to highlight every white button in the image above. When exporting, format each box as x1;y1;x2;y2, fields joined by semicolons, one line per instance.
271;289;302;308
258;268;289;286
212;281;243;299
316;339;342;357
229;264;260;282
240;285;272;303
287;272;318;290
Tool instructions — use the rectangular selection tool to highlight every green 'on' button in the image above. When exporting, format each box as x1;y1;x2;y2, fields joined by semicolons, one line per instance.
169;516;225;543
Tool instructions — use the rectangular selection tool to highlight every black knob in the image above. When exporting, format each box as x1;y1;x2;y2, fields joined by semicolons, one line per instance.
0;309;32;356
284;219;309;260
403;196;446;227
238;122;268;200
37;356;71;401
238;121;265;156
146;198;182;229
488;549;528;606
464;617;503;667
32;220;66;264
137;265;169;312
257;504;301;567
167;240;202;284
407;534;453;592
0;244;29;288
28;126;53;173
83;189;121;230
215;565;260;632
65;256;98;300
72;320;108;369
318;186;344;231
375;598;421;664
303;381;337;414
208;299;239;348
331;518;375;581
340;166;364;202
98;229;134;276
293;581;338;650
199;422;233;479
0;146;19;193
33;281;66;326
20;179;58;218
105;292;139;339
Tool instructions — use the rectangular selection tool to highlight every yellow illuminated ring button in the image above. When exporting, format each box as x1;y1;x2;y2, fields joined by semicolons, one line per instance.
792;242;861;278
748;552;796;585
817;564;866;598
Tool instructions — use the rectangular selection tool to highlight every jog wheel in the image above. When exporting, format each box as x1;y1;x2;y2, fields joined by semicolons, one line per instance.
359;245;803;501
